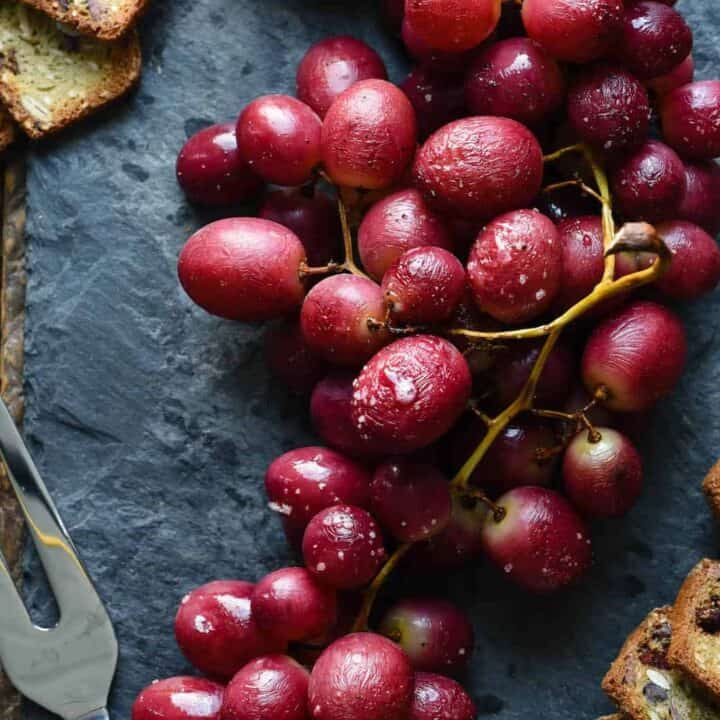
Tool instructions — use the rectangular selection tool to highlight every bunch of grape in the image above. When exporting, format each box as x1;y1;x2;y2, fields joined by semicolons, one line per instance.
138;0;720;716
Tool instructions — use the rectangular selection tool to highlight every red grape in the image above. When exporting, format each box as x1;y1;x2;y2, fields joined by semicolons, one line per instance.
617;1;692;81
259;188;342;267
465;38;566;127
564;384;617;428
358;188;455;282
237;95;322;186
300;274;389;366
610;140;686;222
404;0;501;53
379;598;474;675
178;218;306;321
175;581;285;679
677;160;720;234
176;123;262;206
413;117;544;221
264;320;327;395
132;677;224;720
382;246;467;325
582;300;687;412
252;567;337;644
410;673;476;720
521;0;624;63
303;505;387;589
647;54;694;97
370;459;452;542
563;427;643;518
480;486;592;593
308;632;414;720
352;335;472;454
467;209;562;324
222;655;309;720
661;81;720;160
321;79;418;190
296;37;387;118
568;65;650;151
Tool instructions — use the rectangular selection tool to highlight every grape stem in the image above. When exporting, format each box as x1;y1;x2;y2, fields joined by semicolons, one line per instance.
542;178;604;205
337;196;372;280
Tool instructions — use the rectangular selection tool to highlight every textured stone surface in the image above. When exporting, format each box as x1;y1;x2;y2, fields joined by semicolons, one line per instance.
16;1;720;719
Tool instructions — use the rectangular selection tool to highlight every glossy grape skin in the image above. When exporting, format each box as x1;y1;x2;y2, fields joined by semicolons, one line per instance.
260;189;342;267
300;275;389;366
252;568;337;644
521;0;624;63
178;218;306;321
358;189;455;282
610;140;686;222
400;19;480;73
481;487;593;593
296;37;387;118
308;633;414;720
370;459;452;542
413;117;544;221
379;598;474;675
382;247;467;325
647;54;694;97
677;160;720;234
132;677;225;720
221;655;309;720
237;95;322;186
352;335;472;454
175;581;285;679
661;81;720;160
563;428;643;518
264;320;327;395
618;1;692;81
568;65;650;152
176;123;263;206
582;300;687;412
404;0;502;52
465;38;565;128
321;79;418;190
410;673;477;720
654;220;720;300
467;209;562;325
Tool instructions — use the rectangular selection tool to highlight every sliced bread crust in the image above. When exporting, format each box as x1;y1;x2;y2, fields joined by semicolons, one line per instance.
703;460;720;518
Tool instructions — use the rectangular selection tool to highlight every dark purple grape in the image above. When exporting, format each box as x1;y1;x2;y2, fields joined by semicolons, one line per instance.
661;81;720;160
677;160;720;234
410;674;476;720
647;54;694;97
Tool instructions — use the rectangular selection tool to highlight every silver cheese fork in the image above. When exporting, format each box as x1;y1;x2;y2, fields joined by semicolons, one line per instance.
0;398;117;720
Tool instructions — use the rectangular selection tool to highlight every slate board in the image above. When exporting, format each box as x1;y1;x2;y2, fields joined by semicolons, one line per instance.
15;0;720;718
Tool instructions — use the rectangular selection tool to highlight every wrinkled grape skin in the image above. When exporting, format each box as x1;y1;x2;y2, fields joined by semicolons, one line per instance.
379;598;474;675
178;218;306;321
296;36;388;118
467;209;562;324
568;66;650;152
382;247;467;325
521;0;624;63
308;633;414;720
303;505;387;589
618;1;692;81
404;0;502;52
237;95;322;187
582;301;687;412
321;79;418;190
264;320;327;395
654;220;720;300
221;655;310;720
370;459;452;542
563;428;643;518
677;160;720;234
352;335;472;454
647;54;694;97
132;677;225;720
413;117;544;221
176;123;263;206
410;673;477;720
300;275;389;366
465;38;566;128
481;487;593;593
610;140;686;222
661;81;720;160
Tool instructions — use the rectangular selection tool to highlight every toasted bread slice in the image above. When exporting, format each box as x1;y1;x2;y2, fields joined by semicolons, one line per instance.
602;607;720;720
0;2;141;138
703;460;720;518
18;0;148;41
0;105;17;150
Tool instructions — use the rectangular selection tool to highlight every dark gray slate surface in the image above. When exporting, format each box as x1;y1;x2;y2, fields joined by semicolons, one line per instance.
17;0;720;718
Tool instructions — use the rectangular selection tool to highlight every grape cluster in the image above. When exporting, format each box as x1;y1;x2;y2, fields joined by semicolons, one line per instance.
142;0;720;717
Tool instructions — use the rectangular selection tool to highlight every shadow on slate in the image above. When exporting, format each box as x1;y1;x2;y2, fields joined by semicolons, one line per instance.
17;0;720;718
